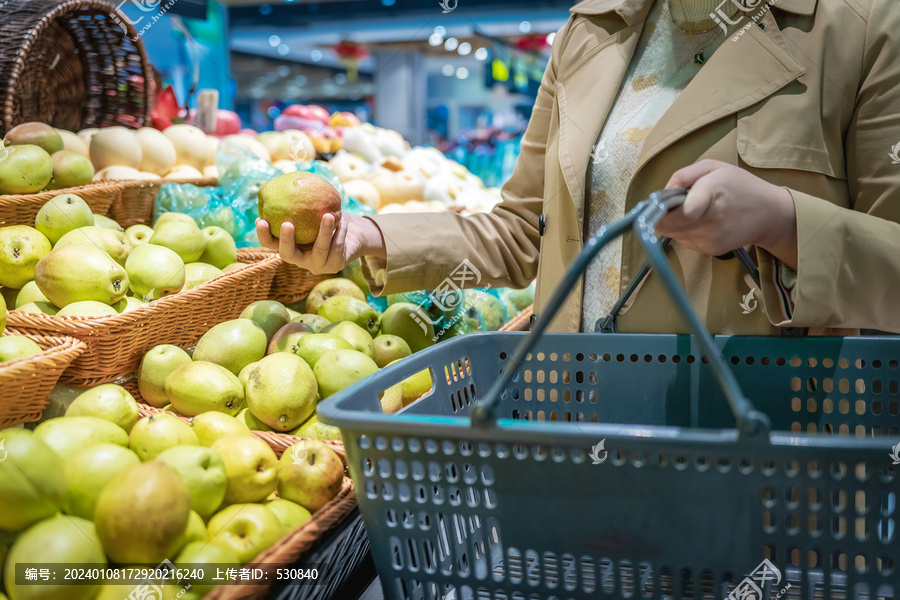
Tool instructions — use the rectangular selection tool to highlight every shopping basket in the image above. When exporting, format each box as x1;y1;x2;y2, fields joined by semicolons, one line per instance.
318;189;899;600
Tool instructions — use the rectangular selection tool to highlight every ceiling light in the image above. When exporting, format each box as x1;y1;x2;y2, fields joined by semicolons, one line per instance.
519;21;532;33
442;64;455;76
310;50;323;62
457;42;471;56
428;33;443;46
434;26;446;36
546;32;556;45
444;37;459;51
474;47;489;61
268;35;281;47
277;43;289;56
456;67;469;79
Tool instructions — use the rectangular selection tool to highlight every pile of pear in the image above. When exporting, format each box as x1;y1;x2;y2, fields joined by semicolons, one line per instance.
0;195;240;319
138;292;434;443
0;295;45;365
0;386;344;600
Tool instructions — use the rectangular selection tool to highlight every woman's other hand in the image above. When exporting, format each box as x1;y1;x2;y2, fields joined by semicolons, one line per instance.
255;213;386;275
658;159;798;269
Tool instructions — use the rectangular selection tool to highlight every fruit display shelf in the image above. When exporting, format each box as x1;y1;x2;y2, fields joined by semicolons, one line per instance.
6;253;279;386
105;177;218;229
0;329;85;427
238;248;331;304
0;180;124;227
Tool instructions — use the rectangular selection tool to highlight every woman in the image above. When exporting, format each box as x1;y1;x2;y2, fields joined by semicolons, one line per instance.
258;0;900;336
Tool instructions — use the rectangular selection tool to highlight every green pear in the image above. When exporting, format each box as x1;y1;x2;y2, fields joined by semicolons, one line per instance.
277;440;344;512
47;149;94;189
157;445;228;519
207;503;283;563
4;515;105;600
0;335;42;362
0;225;52;288
379;302;436;352
341;259;371;295
290;413;342;441
189;411;253;446
313;349;379;399
182;262;222;291
306;277;366;315
321;320;375;357
372;334;412;367
467;290;510;330
138;344;192;408
35;244;128;306
240;300;291;342
56;300;119;317
150;220;206;263
119;296;146;312
267;321;313;354
174;541;240;596
128;413;199;461
245;353;318;431
165;361;244;417
0;429;65;531
15;300;59;315
0;292;5;334
125;243;185;300
257;171;342;246
4;122;64;154
171;509;208;552
396;366;434;406
235;407;274;432
94;461;192;563
124;223;154;247
34;193;93;244
33;416;128;456
65;384;140;432
92;213;123;232
153;211;196;228
292;333;352;369
210;435;278;504
265;498;312;535
238;361;257;388
292;312;330;332
197;226;237;269
380;383;404;414
14;280;50;307
55;226;133;266
285;306;301;320
318;295;379;337
0;144;52;194
63;443;140;519
192;318;267;375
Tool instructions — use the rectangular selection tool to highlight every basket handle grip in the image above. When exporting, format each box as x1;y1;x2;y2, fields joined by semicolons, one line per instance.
471;188;772;438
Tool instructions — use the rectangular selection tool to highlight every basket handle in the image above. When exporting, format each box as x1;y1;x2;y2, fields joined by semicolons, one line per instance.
470;188;772;438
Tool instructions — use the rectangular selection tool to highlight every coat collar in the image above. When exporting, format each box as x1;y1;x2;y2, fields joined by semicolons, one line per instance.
570;0;818;21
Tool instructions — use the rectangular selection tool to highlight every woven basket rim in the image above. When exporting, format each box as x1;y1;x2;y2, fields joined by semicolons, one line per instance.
111;177;218;188
0;180;125;203
0;330;85;370
2;0;152;133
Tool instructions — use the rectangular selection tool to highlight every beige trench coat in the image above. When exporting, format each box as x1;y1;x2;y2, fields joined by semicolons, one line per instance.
366;0;900;335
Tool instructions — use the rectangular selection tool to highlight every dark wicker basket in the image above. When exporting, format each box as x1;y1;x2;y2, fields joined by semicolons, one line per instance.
0;0;152;137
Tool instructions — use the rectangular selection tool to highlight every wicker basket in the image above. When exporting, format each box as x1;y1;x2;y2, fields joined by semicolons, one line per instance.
106;178;217;229
237;248;330;304
500;303;533;332
0;0;152;136
7;254;279;386
0;181;124;228
0;330;85;427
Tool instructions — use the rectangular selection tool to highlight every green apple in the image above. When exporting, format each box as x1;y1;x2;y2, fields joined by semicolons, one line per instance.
265;498;312;535
65;384;140;432
197;226;237;269
189;411;253;446
240;300;291;342
277;440;344;512
14;280;50;308
128;413;199;461
94;461;191;564
235;407;274;432
207;503;283;563
123;224;154;247
0;225;52;288
210;435;278;504
150;220;206;263
245;353;318;431
174;541;240;596
157;445;227;519
0;335;43;362
62;443;140;519
125;243;185;300
0;429;65;531
137;344;192;408
192;318;267;375
4;515;105;600
33;416;128;456
165;361;244;417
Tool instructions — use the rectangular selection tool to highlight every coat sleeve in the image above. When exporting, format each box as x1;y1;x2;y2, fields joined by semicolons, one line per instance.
757;0;900;332
360;19;572;296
